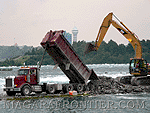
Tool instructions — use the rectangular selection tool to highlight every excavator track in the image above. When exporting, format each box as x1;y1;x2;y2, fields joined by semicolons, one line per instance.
131;76;150;86
116;76;132;84
118;76;150;86
84;12;150;87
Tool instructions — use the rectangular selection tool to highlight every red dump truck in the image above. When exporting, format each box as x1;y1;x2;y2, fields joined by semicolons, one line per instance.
3;30;100;96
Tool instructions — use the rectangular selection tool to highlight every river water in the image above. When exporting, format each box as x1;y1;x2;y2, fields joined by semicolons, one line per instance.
0;64;150;113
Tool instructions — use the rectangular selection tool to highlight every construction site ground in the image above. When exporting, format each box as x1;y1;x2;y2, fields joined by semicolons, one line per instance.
1;76;150;101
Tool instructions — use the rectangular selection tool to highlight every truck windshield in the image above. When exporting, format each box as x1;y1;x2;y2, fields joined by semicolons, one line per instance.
18;69;29;75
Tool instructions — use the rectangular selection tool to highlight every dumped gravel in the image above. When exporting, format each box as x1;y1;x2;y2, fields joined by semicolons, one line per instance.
88;76;150;94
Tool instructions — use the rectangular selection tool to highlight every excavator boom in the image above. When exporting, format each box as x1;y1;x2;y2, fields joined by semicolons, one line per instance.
95;13;113;50
84;12;142;59
84;12;150;85
84;13;113;54
111;20;142;58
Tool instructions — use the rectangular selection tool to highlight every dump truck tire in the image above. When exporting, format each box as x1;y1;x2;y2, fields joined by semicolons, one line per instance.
96;85;102;94
21;85;31;96
46;85;55;94
76;84;83;93
63;84;73;93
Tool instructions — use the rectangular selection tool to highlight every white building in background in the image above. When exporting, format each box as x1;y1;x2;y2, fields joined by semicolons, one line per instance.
72;26;78;42
64;31;72;45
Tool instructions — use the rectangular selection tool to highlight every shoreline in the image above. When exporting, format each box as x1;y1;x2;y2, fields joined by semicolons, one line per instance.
1;76;150;100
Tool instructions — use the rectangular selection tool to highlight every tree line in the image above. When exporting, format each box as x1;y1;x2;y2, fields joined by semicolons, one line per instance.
72;39;150;64
0;39;150;66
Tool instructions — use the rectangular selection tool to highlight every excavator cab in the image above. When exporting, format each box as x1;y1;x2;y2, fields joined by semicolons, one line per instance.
129;58;148;76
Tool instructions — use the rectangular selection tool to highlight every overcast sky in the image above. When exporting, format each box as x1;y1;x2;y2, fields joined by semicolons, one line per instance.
0;0;150;47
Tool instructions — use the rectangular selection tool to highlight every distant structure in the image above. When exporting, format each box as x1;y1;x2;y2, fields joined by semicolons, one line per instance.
72;26;78;42
14;43;18;47
64;31;72;45
13;38;18;47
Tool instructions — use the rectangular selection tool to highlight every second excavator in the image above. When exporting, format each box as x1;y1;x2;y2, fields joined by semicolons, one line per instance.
84;12;150;86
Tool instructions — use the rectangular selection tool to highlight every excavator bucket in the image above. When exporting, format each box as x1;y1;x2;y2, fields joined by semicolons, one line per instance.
84;43;96;55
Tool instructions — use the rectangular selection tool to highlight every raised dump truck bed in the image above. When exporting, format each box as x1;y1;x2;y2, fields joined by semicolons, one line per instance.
41;30;99;84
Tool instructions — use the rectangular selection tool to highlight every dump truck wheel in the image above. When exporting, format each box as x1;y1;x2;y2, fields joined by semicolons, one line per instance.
21;85;31;96
63;84;73;93
66;84;73;92
96;85;102;94
6;91;16;96
46;85;55;94
76;84;83;93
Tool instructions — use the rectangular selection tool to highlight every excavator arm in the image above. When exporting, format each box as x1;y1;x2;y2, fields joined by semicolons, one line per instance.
111;20;142;58
94;13;113;51
84;12;150;78
84;12;142;59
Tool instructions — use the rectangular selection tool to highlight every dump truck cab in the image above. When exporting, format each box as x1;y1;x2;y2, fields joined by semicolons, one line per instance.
15;67;40;87
4;66;41;96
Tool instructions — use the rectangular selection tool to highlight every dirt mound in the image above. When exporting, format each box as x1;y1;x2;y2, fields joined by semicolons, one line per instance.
88;76;150;94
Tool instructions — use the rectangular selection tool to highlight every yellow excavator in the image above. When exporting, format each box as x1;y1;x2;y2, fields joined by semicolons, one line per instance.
84;12;150;85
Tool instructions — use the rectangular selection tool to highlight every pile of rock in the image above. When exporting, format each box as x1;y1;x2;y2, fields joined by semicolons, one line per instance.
89;76;150;94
